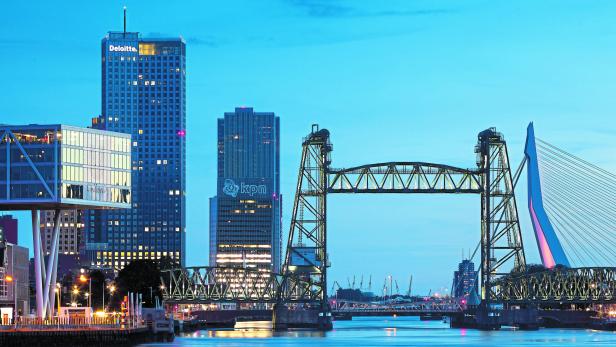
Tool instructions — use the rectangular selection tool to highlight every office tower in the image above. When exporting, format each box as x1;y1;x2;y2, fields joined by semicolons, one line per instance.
210;107;282;273
0;215;17;245
452;259;478;299
86;28;186;270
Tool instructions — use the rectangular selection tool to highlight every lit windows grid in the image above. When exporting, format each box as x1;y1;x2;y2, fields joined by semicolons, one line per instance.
0;125;131;207
87;33;186;269
60;127;131;205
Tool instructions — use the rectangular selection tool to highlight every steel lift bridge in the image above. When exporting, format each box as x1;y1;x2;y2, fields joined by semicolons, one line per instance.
163;124;526;328
162;123;616;328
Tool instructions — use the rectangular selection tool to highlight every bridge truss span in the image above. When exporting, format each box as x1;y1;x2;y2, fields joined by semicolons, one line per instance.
328;162;482;194
161;267;324;304
496;267;616;304
331;299;464;314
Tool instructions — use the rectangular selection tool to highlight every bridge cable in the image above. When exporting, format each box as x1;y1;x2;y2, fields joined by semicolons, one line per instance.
533;137;616;267
539;161;616;260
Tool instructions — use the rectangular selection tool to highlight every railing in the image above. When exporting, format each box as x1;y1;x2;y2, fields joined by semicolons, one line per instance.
0;316;144;330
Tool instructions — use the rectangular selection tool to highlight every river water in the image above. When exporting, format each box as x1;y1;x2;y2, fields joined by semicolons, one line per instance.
141;317;616;346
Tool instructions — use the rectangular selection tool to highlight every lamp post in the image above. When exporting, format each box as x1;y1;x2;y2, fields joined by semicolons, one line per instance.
55;283;61;316
72;286;79;307
107;284;116;312
80;274;91;309
5;275;16;323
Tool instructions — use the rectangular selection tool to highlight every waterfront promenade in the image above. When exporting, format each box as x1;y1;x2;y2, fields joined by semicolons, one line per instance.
0;316;172;346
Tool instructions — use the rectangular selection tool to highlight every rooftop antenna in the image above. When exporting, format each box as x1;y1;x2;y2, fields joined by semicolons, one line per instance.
123;6;127;35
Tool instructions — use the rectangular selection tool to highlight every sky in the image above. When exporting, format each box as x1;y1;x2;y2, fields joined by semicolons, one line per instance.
1;0;616;295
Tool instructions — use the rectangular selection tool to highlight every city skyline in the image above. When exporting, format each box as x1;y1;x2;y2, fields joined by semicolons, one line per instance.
2;1;616;294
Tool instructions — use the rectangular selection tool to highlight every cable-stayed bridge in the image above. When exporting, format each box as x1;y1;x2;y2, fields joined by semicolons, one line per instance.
162;123;616;329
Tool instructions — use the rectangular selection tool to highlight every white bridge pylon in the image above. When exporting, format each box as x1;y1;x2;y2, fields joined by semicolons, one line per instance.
32;209;63;318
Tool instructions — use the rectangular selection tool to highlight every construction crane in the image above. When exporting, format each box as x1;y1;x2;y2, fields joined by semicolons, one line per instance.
331;281;342;295
406;275;413;297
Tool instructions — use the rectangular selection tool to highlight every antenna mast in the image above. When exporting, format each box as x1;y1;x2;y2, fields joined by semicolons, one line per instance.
123;6;127;35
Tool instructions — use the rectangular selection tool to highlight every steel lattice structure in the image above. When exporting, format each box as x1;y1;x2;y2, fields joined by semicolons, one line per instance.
161;266;324;304
283;125;526;310
161;125;616;308
328;162;482;194
477;129;527;307
331;299;464;314
495;267;616;304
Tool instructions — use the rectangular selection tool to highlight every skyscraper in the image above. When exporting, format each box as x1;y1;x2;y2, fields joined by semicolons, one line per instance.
210;107;281;274
86;27;186;270
452;259;478;299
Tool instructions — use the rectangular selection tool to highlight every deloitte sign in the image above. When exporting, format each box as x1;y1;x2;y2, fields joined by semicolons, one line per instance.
109;44;137;53
222;179;267;198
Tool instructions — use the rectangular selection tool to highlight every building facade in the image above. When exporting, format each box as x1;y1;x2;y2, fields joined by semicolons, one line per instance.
86;30;186;270
0;125;132;209
210;107;282;274
0;243;30;319
452;259;478;299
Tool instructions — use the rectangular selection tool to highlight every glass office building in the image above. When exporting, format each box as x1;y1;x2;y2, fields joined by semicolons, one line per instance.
87;30;186;269
210;107;282;274
0;124;131;209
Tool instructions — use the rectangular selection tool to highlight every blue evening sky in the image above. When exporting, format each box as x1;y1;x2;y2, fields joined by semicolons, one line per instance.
1;0;615;294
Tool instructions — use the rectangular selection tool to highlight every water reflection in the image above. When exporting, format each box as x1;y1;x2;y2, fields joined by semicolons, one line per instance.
156;317;616;346
179;321;326;339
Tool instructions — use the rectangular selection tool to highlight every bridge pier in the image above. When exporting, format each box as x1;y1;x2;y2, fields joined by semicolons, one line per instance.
272;304;333;331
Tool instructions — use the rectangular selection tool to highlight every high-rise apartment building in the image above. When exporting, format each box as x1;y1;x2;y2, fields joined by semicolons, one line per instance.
452;259;478;299
86;29;186;269
41;210;84;256
210;107;282;273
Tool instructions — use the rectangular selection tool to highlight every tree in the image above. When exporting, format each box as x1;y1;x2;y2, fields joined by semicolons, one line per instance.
115;259;163;308
89;269;106;311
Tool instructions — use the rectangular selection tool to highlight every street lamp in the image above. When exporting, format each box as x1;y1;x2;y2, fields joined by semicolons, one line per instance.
5;275;16;322
107;284;116;312
80;274;92;309
55;283;61;316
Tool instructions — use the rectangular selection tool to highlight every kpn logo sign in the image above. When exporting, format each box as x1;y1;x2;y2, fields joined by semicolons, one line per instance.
223;179;267;198
109;44;138;53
